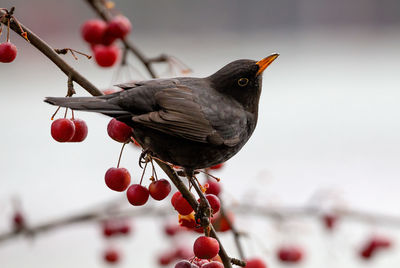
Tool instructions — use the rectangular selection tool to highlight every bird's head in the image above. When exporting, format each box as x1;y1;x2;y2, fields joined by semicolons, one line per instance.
208;54;279;113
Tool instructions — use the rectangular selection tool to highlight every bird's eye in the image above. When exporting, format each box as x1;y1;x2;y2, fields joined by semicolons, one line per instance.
238;78;249;87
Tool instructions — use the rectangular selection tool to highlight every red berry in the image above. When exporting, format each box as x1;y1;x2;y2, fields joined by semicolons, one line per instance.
106;15;132;39
209;163;224;170
102;224;116;237
244;258;267;268
158;251;176;266
81;19;107;44
359;235;392;260
174;246;192;259
174;194;194;215
200;194;220;214
126;184;149;206
175;260;198;268
323;214;337;230
69;119;88;142
277;246;303;263
193;236;220;259
171;191;182;207
119;223;131;234
0;42;17;63
13;212;25;230
371;236;392;248
205;180;221;196
105;167;131;192
93;44;119;67
164;223;181;236
102;220;131;237
104;248;120;263
107;118;133;143
202;261;224;268
149;179;172;200
101;30;117;46
360;246;374;259
51;118;76;142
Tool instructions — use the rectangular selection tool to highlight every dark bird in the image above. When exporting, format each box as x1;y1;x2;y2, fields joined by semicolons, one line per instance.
45;54;278;172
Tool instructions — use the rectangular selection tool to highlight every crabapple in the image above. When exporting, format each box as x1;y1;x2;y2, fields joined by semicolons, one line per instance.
126;184;149;206
103;248;120;263
106;15;132;39
244;258;267;268
51;118;75;142
0;42;17;63
193;236;220;259
205;180;221;196
81;19;107;44
105;167;131;192
69;119;88;142
149;179;172;200
93;44;119;67
107;118;133;143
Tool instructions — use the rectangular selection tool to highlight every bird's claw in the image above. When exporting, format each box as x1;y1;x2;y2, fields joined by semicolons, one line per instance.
195;197;211;228
138;149;151;169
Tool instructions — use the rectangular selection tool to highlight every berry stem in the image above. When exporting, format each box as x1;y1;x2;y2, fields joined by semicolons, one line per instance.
7;16;10;42
63;107;68;118
149;158;158;181
116;142;127;168
139;161;148;185
51;106;61;120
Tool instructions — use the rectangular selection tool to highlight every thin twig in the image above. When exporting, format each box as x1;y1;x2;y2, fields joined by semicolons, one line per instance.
220;201;245;260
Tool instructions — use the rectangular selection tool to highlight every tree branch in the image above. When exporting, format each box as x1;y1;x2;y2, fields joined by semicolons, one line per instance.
155;160;243;267
0;9;103;97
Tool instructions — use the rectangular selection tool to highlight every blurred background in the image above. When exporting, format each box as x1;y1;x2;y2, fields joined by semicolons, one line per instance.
0;0;400;267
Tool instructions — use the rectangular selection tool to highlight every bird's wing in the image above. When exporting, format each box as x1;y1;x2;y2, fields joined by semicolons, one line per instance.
130;86;243;146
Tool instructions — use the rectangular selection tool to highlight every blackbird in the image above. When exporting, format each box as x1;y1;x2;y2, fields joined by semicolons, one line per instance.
45;54;278;172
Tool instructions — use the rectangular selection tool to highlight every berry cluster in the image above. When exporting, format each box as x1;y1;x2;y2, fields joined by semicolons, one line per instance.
277;245;304;263
101;219;132;264
359;235;392;259
81;16;131;67
51;118;88;143
102;219;132;238
105;118;172;206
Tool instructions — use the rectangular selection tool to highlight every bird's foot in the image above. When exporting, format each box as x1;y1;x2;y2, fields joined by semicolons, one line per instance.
195;196;212;230
185;171;212;230
138;149;152;169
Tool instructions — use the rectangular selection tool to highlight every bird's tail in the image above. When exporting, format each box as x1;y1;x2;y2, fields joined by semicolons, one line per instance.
44;96;127;115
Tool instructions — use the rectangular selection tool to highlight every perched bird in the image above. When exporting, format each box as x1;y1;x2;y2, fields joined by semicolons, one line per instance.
45;54;278;172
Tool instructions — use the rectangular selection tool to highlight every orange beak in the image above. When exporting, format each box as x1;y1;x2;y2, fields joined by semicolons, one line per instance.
256;53;279;76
